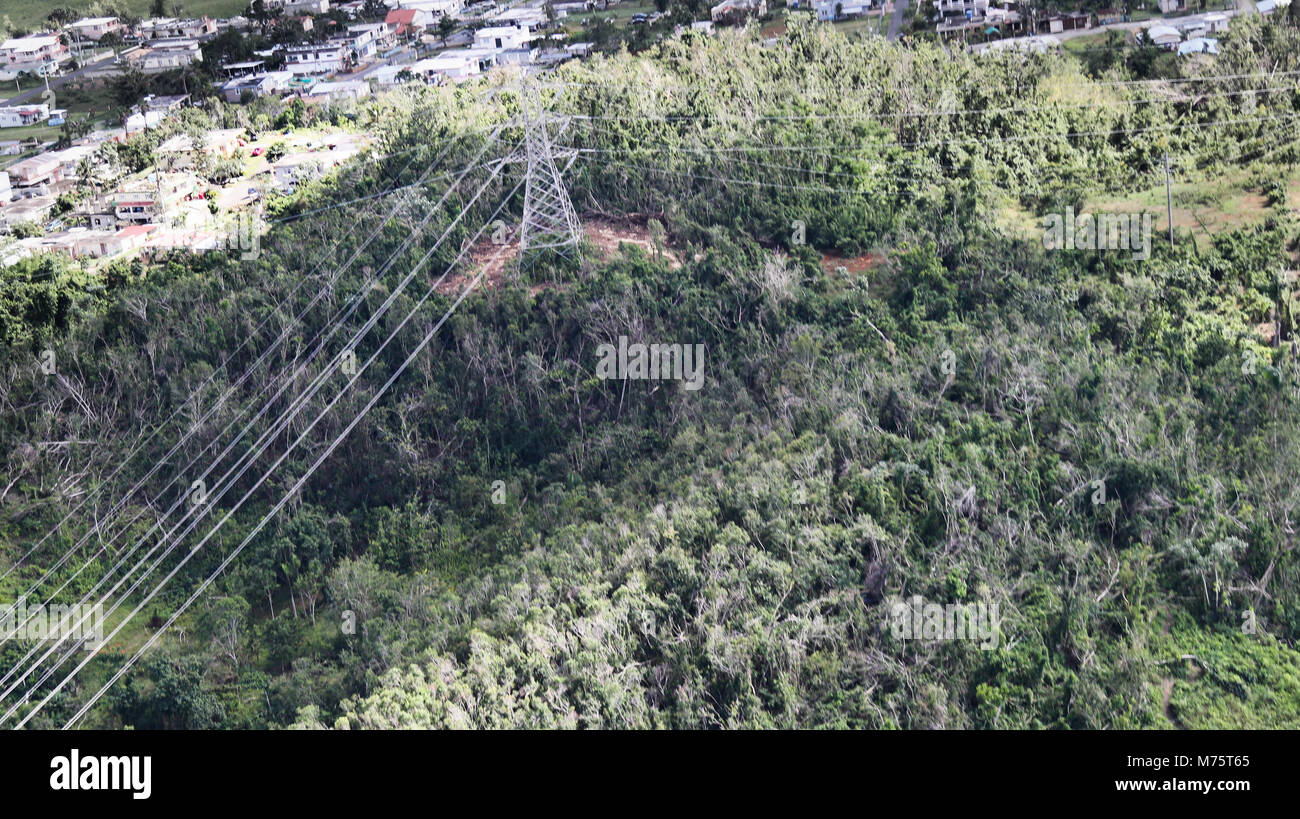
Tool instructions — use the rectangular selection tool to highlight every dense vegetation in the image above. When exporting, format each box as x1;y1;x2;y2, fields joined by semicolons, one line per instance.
3;17;1300;729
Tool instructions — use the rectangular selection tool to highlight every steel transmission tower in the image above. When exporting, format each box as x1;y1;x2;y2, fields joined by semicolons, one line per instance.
516;77;582;268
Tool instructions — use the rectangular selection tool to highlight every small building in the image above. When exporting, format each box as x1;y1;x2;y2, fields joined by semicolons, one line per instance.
814;0;872;20
1177;37;1218;56
221;60;266;78
144;94;190;112
301;79;372;103
409;52;482;82
67;17;125;41
386;8;433;37
1203;13;1229;33
131;39;203;72
710;0;767;24
933;0;987;16
109;224;159;255
473;25;532;50
138;16;218;40
0;196;55;229
283;42;349;75
333;23;397;62
124;110;166;134
0;35;69;67
113;192;161;224
401;0;465;15
7;152;64;187
222;71;294;102
1145;24;1182;50
67;228;121;259
277;0;331;13
1038;12;1090;34
85;210;117;230
0;104;50;128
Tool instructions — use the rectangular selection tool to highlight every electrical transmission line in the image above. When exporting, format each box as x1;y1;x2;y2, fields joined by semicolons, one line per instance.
6;76;590;727
517;76;583;269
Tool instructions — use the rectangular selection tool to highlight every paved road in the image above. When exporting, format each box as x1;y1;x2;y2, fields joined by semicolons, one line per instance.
888;0;910;39
969;5;1248;52
2;53;117;105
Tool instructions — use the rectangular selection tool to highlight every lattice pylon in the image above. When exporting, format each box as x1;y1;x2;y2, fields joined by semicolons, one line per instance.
518;78;582;269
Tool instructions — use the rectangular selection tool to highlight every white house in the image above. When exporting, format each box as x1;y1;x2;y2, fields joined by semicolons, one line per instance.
400;0;465;16
7;152;66;186
0;104;50;128
1202;13;1229;33
132;39;203;72
815;0;871;20
473;25;532;50
1145;24;1182;50
710;0;767;23
1177;37;1218;56
489;7;547;29
933;0;987;15
222;70;294;102
274;0;331;13
302;79;371;102
0;35;69;67
334;22;397;61
124;110;166;134
139;17;218;40
283;42;349;75
409;52;481;82
67;17;124;40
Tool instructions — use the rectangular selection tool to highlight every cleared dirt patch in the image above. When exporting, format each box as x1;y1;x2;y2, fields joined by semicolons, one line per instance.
439;216;682;296
437;237;517;296
584;216;681;268
821;251;886;276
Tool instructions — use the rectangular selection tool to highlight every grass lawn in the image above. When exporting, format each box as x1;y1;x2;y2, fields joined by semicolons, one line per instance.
1062;30;1138;56
0;0;247;33
833;12;889;38
992;157;1300;244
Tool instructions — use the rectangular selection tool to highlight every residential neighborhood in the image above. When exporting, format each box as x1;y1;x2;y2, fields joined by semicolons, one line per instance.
0;0;1277;268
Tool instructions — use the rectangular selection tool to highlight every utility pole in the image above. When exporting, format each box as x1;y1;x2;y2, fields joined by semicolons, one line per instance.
1164;151;1174;247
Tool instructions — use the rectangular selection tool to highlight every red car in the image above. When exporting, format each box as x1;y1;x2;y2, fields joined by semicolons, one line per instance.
251;146;266;156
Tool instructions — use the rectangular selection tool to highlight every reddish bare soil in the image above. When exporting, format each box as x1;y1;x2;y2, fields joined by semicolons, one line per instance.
583;217;681;268
821;251;886;276
438;216;682;296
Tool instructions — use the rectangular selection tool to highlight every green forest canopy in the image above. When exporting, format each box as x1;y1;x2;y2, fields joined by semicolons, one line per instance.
2;17;1300;729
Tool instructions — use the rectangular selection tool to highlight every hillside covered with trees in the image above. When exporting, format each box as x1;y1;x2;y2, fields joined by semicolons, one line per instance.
3;17;1300;729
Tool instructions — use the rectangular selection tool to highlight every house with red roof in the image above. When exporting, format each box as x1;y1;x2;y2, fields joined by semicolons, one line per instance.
385;8;432;38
